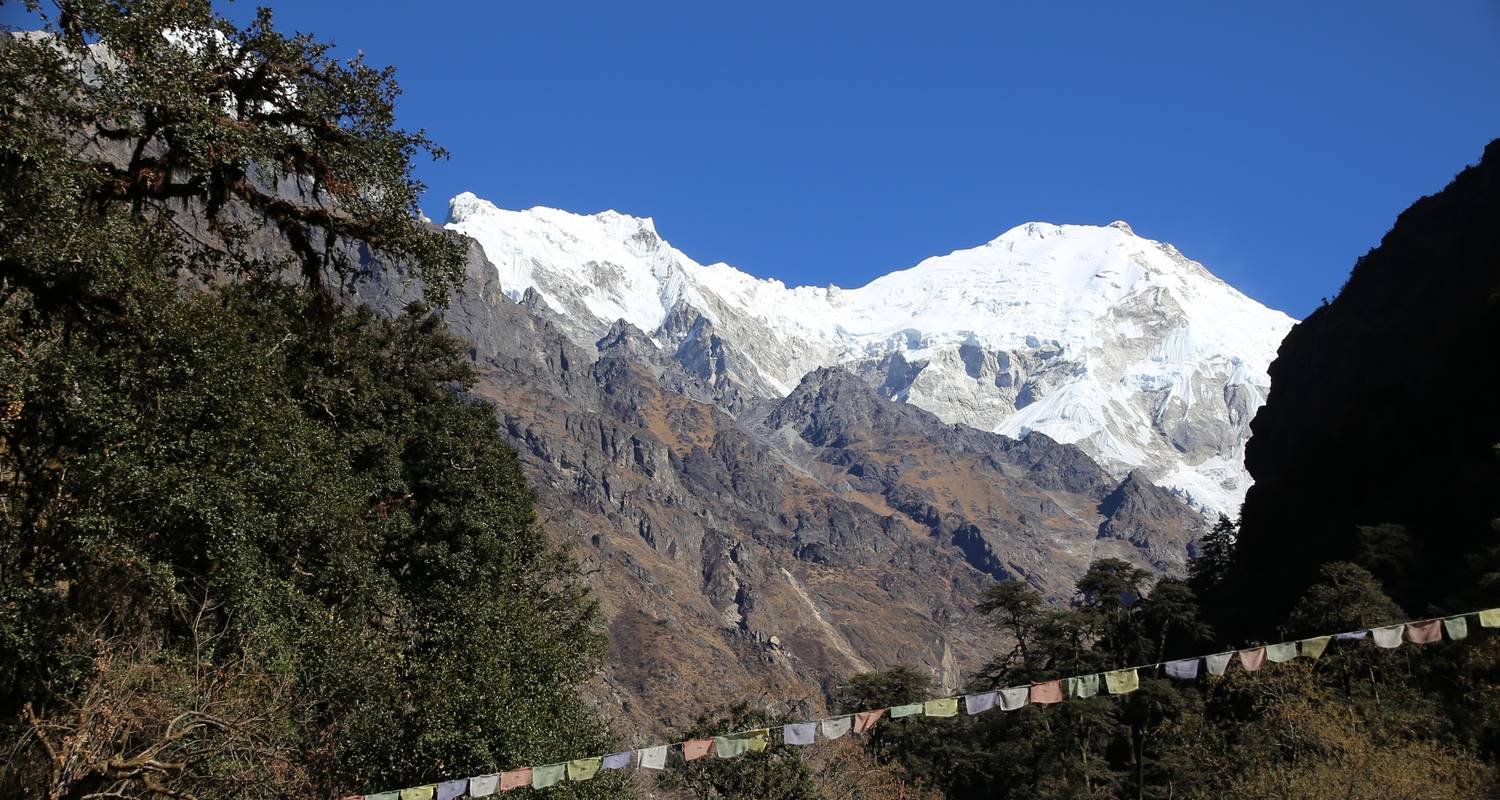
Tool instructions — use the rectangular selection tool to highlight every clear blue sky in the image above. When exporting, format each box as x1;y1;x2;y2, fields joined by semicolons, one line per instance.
14;2;1500;318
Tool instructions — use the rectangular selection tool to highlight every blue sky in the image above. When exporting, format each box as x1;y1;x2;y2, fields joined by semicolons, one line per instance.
14;2;1500;317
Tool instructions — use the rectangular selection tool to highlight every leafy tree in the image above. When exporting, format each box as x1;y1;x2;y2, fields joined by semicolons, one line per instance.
658;703;815;800
0;3;623;798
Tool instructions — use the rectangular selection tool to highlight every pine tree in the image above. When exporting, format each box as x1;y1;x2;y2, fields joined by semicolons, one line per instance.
1188;514;1238;597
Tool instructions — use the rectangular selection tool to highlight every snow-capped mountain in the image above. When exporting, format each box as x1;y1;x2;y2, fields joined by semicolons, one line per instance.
445;192;1296;515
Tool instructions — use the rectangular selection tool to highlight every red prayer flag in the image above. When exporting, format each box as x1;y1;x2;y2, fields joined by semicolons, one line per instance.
1406;619;1442;644
1029;680;1063;705
854;708;886;733
499;769;531;792
682;738;714;761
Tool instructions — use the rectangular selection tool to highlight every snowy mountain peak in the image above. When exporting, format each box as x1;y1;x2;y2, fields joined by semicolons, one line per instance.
446;192;1296;515
1108;220;1136;235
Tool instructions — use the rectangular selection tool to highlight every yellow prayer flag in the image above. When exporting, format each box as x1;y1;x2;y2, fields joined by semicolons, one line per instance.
1479;609;1500;628
1104;668;1138;694
1299;636;1331;659
924;697;959;717
399;786;435;800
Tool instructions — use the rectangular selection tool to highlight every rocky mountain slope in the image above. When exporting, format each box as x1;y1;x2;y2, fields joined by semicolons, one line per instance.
1231;139;1500;632
351;236;1203;736
446;195;1295;515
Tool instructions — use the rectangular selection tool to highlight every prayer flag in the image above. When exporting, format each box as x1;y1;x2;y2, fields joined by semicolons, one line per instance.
499;769;531;791
1265;642;1297;663
822;715;853;740
682;739;714;762
924;698;959;717
1030;680;1063;704
400;786;435;800
1481;609;1500;628
1238;647;1266;672
638;746;668;771
602;752;632;770
715;736;749;759
783;722;816;745
1443;616;1469;641
468;775;499;798
436;780;467;800
1206;652;1234;676
1164;658;1199;681
1065;674;1099;698
1104;669;1139;694
745;729;769;753
1299;636;1331;659
890;703;922;719
1335;630;1368;641
1372;624;1404;649
854;708;886;732
367;793;399;800
568;758;602;781
999;686;1030;711
531;764;565;790
1406;619;1442;644
964;691;998;715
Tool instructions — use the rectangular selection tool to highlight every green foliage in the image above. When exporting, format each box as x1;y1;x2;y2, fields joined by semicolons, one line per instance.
1188;514;1236;597
0;2;622;798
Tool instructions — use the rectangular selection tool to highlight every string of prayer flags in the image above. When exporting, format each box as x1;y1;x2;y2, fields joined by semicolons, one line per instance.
468;775;498;798
1030;680;1063;704
1406;619;1442;644
890;702;922;719
783;722;816;745
965;691;998;715
1373;624;1405;649
854;709;885;732
1299;636;1331;660
567;758;602;782
357;608;1496;799
638;746;668;771
1164;658;1199;682
682;739;714;762
1065;674;1100;698
925;698;959;717
1104;668;1139;694
821;715;853;740
499;768;530;790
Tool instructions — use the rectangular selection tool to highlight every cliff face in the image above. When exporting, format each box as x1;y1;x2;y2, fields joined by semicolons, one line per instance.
348;235;1203;736
1233;139;1500;627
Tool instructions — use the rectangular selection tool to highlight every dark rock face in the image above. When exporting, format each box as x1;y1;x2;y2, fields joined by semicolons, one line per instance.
1233;139;1500;628
348;222;1205;736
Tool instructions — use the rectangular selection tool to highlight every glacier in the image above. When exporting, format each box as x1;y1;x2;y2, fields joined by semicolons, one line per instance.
445;191;1296;516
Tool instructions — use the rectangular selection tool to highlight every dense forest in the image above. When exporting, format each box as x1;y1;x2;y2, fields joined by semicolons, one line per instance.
2;2;1496;799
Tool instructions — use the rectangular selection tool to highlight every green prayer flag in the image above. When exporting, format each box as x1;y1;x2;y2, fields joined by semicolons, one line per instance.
1479;609;1500;628
924;697;959;717
1104;668;1138;694
367;793;400;800
567;757;602;781
715;735;748;758
532;764;565;790
1444;616;1469;641
1265;642;1297;663
890;702;922;718
1299;636;1331;659
399;786;434;800
1066;674;1100;698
